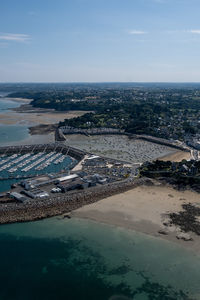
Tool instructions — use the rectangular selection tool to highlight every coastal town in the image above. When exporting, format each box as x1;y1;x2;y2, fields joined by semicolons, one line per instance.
1;84;200;248
1;86;200;300
3;0;200;298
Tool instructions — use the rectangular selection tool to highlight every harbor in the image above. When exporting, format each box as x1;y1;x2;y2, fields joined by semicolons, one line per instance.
0;143;83;182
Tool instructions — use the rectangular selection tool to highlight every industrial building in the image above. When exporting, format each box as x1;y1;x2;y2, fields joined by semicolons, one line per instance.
10;192;27;203
22;189;49;199
57;179;88;193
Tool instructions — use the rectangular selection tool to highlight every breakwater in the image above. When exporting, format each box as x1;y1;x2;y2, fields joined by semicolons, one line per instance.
0;177;151;224
59;126;125;136
130;134;190;151
0;143;85;161
58;127;189;152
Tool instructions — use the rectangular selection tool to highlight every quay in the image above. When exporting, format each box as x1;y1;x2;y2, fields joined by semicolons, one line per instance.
0;142;140;224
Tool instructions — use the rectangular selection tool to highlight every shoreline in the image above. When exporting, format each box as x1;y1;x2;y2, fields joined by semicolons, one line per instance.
0;100;89;127
0;176;199;252
1;97;32;104
0;178;150;225
71;183;200;254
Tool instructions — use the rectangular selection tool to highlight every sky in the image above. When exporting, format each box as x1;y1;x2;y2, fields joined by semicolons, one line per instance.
1;0;200;82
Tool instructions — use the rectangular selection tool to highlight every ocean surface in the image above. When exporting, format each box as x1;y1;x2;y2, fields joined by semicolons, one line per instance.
0;96;29;145
0;217;200;300
0;95;200;300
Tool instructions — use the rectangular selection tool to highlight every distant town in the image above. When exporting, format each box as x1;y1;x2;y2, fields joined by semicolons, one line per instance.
4;82;200;148
0;83;200;225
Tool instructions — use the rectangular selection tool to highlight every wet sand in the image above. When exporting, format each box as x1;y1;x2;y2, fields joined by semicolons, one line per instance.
72;184;200;253
0;97;89;127
3;97;31;103
0;110;88;126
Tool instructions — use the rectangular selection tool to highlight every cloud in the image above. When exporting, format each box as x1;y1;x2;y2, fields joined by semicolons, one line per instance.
187;30;200;34
129;30;147;35
0;33;30;42
167;29;200;35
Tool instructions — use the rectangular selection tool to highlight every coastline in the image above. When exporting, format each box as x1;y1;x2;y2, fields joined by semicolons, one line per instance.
1;97;32;103
0;178;150;225
0;96;198;254
1;174;200;254
0;108;88;127
71;184;200;254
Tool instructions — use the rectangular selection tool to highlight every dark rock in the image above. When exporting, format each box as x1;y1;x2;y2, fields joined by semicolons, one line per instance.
158;229;168;235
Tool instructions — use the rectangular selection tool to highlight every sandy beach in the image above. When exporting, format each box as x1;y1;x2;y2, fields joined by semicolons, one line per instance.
159;150;191;162
72;184;200;253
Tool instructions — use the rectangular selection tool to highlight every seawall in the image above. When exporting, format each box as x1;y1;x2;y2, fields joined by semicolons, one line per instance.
0;177;151;224
0;143;85;161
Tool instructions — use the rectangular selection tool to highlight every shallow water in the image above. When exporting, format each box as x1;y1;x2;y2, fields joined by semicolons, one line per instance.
0;97;29;145
0;94;199;300
0;217;199;300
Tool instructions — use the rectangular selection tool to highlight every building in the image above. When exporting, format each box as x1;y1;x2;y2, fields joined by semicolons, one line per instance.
22;189;49;199
57;174;78;183
10;192;27;203
57;179;88;193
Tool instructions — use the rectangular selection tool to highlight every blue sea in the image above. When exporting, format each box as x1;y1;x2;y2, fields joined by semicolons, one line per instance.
0;95;200;300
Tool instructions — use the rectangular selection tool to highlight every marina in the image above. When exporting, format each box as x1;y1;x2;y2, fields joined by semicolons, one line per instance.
0;144;76;181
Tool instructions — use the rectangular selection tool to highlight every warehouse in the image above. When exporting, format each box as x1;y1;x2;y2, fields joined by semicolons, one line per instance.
22;189;49;199
10;192;27;203
57;174;79;183
57;179;88;193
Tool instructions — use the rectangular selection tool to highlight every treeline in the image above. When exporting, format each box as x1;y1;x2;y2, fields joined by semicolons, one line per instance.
139;160;200;192
7;85;200;139
59;102;166;135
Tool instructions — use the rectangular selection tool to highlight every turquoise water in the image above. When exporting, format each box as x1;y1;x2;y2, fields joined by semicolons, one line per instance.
0;97;29;144
0;94;200;300
0;153;74;192
0;217;199;300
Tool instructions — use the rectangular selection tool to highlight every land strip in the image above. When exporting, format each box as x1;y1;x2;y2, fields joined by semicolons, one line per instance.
0;178;150;225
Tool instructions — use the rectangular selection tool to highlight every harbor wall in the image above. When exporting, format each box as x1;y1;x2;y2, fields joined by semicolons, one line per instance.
129;134;189;151
0;177;151;224
0;143;85;161
58;127;189;152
